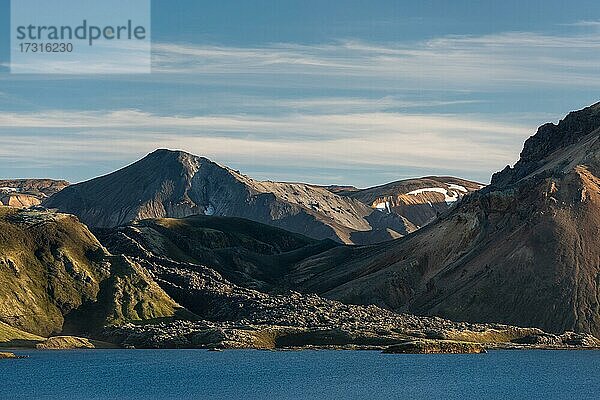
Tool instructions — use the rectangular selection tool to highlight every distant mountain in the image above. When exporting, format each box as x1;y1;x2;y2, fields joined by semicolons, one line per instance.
285;102;600;336
44;149;416;244
333;176;482;228
0;179;69;208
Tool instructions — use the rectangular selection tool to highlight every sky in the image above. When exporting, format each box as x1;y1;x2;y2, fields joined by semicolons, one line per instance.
1;0;600;186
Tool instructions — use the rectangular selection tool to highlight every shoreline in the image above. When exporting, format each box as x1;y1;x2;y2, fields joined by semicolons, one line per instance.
4;342;600;354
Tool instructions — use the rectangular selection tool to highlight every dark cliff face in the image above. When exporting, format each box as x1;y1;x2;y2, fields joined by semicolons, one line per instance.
491;102;600;188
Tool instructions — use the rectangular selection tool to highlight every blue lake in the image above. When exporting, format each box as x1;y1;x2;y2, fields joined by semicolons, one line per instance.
1;349;599;399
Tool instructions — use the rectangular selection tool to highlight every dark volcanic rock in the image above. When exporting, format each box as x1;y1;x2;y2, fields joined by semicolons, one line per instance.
491;102;600;188
95;215;339;291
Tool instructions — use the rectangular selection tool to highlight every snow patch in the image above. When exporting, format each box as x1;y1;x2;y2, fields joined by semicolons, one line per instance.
0;187;19;193
406;187;459;204
204;204;215;216
447;184;468;193
374;201;391;213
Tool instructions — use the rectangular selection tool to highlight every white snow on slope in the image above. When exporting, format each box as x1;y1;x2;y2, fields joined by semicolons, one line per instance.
405;187;459;204
374;201;391;213
447;184;468;193
204;204;215;216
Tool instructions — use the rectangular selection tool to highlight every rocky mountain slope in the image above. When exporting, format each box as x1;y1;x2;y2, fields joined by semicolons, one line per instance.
90;214;595;350
0;179;69;208
283;102;600;337
44;149;415;244
95;215;339;291
0;207;187;337
0;207;596;350
334;177;482;228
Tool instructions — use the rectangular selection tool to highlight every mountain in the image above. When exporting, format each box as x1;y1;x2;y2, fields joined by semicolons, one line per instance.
285;102;600;336
0;207;536;349
0;179;69;208
0;207;595;350
44;149;416;244
93;214;594;349
333;176;482;228
89;212;596;349
0;207;188;337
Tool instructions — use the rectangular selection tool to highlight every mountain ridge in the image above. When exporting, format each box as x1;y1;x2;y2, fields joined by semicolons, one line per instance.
43;149;436;244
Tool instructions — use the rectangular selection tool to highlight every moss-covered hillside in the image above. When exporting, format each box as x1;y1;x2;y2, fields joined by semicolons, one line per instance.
0;207;189;337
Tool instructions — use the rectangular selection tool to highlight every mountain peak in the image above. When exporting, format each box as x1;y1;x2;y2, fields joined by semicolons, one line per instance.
143;148;216;169
145;148;196;162
491;101;600;188
148;148;188;156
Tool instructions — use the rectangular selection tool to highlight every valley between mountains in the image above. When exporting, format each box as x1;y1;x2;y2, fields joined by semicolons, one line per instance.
3;102;600;351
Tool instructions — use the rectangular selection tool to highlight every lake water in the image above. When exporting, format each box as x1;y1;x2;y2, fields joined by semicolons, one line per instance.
1;349;599;399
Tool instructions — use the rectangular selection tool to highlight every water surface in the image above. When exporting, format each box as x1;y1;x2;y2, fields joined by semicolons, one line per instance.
2;349;599;399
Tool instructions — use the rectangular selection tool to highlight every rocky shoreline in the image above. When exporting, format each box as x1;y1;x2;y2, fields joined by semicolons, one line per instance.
97;319;600;353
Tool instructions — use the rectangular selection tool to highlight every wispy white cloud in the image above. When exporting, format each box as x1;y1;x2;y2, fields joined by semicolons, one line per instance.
151;31;600;89
0;108;533;183
562;20;600;27
2;27;596;184
272;97;482;113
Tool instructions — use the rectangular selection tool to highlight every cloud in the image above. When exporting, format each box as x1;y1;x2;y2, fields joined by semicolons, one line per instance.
562;20;600;27
0;108;533;184
2;27;595;184
151;31;600;90
270;98;483;114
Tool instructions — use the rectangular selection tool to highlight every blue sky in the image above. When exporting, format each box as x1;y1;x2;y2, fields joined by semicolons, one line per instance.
1;0;600;186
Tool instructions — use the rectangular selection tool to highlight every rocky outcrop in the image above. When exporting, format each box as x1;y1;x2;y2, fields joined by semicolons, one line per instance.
491;102;600;188
0;207;189;337
383;339;486;354
510;331;600;348
0;193;42;208
0;351;26;359
35;336;117;349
